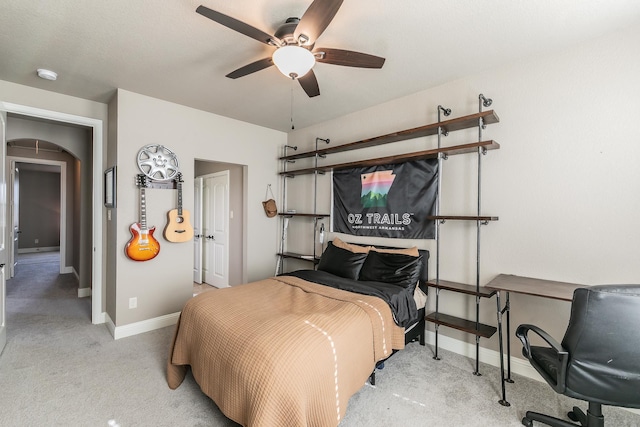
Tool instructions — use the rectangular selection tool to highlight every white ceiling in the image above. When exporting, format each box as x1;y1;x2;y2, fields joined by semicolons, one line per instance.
2;1;640;133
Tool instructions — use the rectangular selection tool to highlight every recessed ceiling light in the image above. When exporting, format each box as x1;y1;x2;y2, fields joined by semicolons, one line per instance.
36;68;58;81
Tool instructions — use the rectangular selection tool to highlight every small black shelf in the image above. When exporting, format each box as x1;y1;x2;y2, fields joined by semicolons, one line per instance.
425;312;497;339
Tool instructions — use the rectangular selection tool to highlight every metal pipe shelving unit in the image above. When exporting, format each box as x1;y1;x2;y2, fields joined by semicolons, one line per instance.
426;94;500;376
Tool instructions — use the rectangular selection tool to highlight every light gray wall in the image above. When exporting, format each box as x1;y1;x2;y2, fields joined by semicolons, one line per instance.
287;24;640;361
16;168;60;249
109;89;285;326
106;94;118;320
195;161;245;286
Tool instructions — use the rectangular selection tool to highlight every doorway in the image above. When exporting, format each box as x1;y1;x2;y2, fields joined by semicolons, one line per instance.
194;160;246;287
7;158;68;278
0;101;104;325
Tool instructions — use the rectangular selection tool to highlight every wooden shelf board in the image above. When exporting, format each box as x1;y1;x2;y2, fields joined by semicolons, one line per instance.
280;140;499;176
426;279;497;298
281;169;329;177
425;312;497;338
281;166;331;177
280;110;500;161
278;213;330;218
278;252;320;263
428;215;499;221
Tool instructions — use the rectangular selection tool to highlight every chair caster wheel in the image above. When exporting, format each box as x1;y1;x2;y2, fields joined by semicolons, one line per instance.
521;417;533;427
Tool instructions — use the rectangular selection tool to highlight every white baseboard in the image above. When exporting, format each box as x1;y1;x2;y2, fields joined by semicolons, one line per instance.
93;311;106;325
18;246;60;254
105;312;180;340
425;331;640;416
76;266;90;298
424;330;542;382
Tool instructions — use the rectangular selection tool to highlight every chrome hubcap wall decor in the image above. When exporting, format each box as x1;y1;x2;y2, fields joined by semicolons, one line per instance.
136;144;180;181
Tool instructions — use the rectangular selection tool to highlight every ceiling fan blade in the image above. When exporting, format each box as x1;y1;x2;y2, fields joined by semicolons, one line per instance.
226;57;274;79
294;0;343;46
298;70;320;97
314;48;385;68
196;5;281;46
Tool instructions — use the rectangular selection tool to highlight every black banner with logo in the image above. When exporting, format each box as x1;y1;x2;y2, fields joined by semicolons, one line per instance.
332;159;438;239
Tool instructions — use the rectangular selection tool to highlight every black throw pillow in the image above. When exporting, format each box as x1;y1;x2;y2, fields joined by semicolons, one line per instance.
359;251;423;292
317;241;368;280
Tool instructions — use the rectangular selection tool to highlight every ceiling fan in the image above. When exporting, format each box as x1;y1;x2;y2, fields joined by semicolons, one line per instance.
196;0;385;97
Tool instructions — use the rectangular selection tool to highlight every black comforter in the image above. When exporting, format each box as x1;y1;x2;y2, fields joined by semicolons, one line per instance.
281;269;419;328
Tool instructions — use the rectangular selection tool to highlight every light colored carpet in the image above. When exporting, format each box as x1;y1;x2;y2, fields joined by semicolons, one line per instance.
1;253;639;426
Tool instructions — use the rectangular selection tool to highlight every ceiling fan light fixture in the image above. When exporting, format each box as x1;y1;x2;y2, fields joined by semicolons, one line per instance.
272;46;315;79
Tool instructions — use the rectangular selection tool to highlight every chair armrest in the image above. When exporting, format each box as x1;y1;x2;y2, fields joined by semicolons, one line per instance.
516;324;569;393
516;324;564;358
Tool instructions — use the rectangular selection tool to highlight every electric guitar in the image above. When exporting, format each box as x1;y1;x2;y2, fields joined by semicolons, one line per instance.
164;173;194;243
125;175;160;261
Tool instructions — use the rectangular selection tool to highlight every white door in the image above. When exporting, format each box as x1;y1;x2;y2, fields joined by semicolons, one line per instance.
10;164;19;278
202;171;229;288
193;177;203;283
0;111;8;354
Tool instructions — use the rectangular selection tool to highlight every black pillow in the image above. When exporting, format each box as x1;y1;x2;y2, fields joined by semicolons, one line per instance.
359;251;423;292
317;241;368;280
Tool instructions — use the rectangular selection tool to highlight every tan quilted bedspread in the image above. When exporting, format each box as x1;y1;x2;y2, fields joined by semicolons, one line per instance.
167;275;405;427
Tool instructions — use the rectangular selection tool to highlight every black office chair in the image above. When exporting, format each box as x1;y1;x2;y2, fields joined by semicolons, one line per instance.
516;285;640;427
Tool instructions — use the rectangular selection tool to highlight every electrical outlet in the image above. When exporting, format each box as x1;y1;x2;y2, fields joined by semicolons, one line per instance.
35;238;39;244
129;297;137;309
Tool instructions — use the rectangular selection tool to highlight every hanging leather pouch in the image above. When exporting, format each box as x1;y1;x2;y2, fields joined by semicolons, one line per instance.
262;184;277;218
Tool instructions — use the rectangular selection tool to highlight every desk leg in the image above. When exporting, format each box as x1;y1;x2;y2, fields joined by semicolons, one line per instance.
496;291;510;406
433;288;441;360
505;292;514;384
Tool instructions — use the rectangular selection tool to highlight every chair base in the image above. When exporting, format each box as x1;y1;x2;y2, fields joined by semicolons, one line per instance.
521;402;604;427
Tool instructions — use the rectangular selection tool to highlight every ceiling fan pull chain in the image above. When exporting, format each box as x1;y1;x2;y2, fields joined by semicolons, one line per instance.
290;79;295;130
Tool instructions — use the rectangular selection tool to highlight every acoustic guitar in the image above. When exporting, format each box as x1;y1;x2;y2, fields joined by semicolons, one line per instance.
125;175;160;261
164;173;194;243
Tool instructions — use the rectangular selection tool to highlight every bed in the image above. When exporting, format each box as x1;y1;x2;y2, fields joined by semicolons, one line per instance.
167;238;429;427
